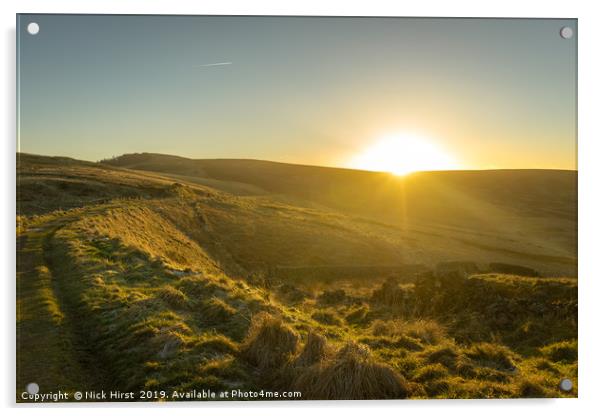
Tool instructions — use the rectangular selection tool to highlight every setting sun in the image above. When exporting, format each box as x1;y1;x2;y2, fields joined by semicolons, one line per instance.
348;134;459;175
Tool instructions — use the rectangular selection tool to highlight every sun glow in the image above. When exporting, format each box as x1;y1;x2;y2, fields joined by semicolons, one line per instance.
349;133;458;176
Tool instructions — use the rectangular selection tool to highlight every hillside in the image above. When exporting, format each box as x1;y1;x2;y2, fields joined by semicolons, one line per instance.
104;153;577;222
104;152;577;276
16;153;577;400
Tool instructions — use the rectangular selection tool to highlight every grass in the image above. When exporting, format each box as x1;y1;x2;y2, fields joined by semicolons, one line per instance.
240;313;299;371
540;340;578;363
293;332;330;367
292;342;411;400
16;221;95;395
16;153;578;400
464;343;518;372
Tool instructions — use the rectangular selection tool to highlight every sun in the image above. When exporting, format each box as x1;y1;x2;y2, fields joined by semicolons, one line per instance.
348;133;458;176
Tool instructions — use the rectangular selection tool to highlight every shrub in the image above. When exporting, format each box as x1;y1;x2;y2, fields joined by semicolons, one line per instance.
240;313;299;370
292;342;410;399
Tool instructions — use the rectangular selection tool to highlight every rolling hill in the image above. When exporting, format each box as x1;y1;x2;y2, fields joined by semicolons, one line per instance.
103;152;577;276
16;152;577;400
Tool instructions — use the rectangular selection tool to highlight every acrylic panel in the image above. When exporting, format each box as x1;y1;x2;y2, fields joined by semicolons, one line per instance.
16;14;577;402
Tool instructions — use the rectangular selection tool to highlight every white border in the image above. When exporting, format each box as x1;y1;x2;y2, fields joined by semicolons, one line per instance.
3;1;601;415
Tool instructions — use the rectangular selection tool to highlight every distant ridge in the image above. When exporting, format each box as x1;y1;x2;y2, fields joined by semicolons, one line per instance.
104;152;577;223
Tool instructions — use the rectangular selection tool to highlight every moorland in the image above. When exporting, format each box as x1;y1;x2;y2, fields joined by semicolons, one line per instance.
16;152;577;400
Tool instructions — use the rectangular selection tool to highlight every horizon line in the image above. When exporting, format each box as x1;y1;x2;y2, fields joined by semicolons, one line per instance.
17;151;578;175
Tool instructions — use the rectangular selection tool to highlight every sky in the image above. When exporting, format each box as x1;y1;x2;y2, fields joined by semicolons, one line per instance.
17;15;577;172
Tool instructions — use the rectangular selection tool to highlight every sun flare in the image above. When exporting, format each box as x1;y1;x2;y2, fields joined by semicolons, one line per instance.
349;133;458;176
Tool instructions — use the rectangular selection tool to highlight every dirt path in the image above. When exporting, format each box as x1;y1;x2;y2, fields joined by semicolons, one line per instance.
16;210;108;398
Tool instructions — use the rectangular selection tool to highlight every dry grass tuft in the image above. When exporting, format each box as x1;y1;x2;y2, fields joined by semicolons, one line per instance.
199;297;237;322
413;363;449;382
157;285;188;309
517;375;554;398
192;334;239;355
317;289;347;305
311;309;343;326
404;320;447;345
240;313;299;370
540;339;577;363
292;341;410;400
293;331;330;368
371;319;396;336
465;342;518;372
423;344;461;368
371;318;446;345
345;304;369;324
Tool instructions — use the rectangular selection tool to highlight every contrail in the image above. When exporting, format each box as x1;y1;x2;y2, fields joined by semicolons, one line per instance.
194;62;233;67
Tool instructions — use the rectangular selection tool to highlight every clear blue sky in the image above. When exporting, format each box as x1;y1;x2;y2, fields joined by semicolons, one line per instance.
17;15;576;170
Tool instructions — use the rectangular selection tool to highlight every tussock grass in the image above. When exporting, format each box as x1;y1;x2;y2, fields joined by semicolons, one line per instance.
517;375;554;398
442;377;515;399
413;363;449;382
156;332;184;359
16;154;578;400
371;319;446;345
422;344;461;368
292;342;410;399
464;343;518;372
357;334;423;352
312;309;344;326
345;304;369;324
240;313;299;370
293;332;330;368
404;320;447;345
199;297;237;322
192;334;238;355
317;289;347;305
157;285;189;309
540;339;577;363
197;354;250;388
178;275;227;299
371;277;413;310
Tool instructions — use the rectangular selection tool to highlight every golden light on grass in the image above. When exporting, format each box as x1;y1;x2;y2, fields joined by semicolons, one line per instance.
349;133;458;175
16;154;578;400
